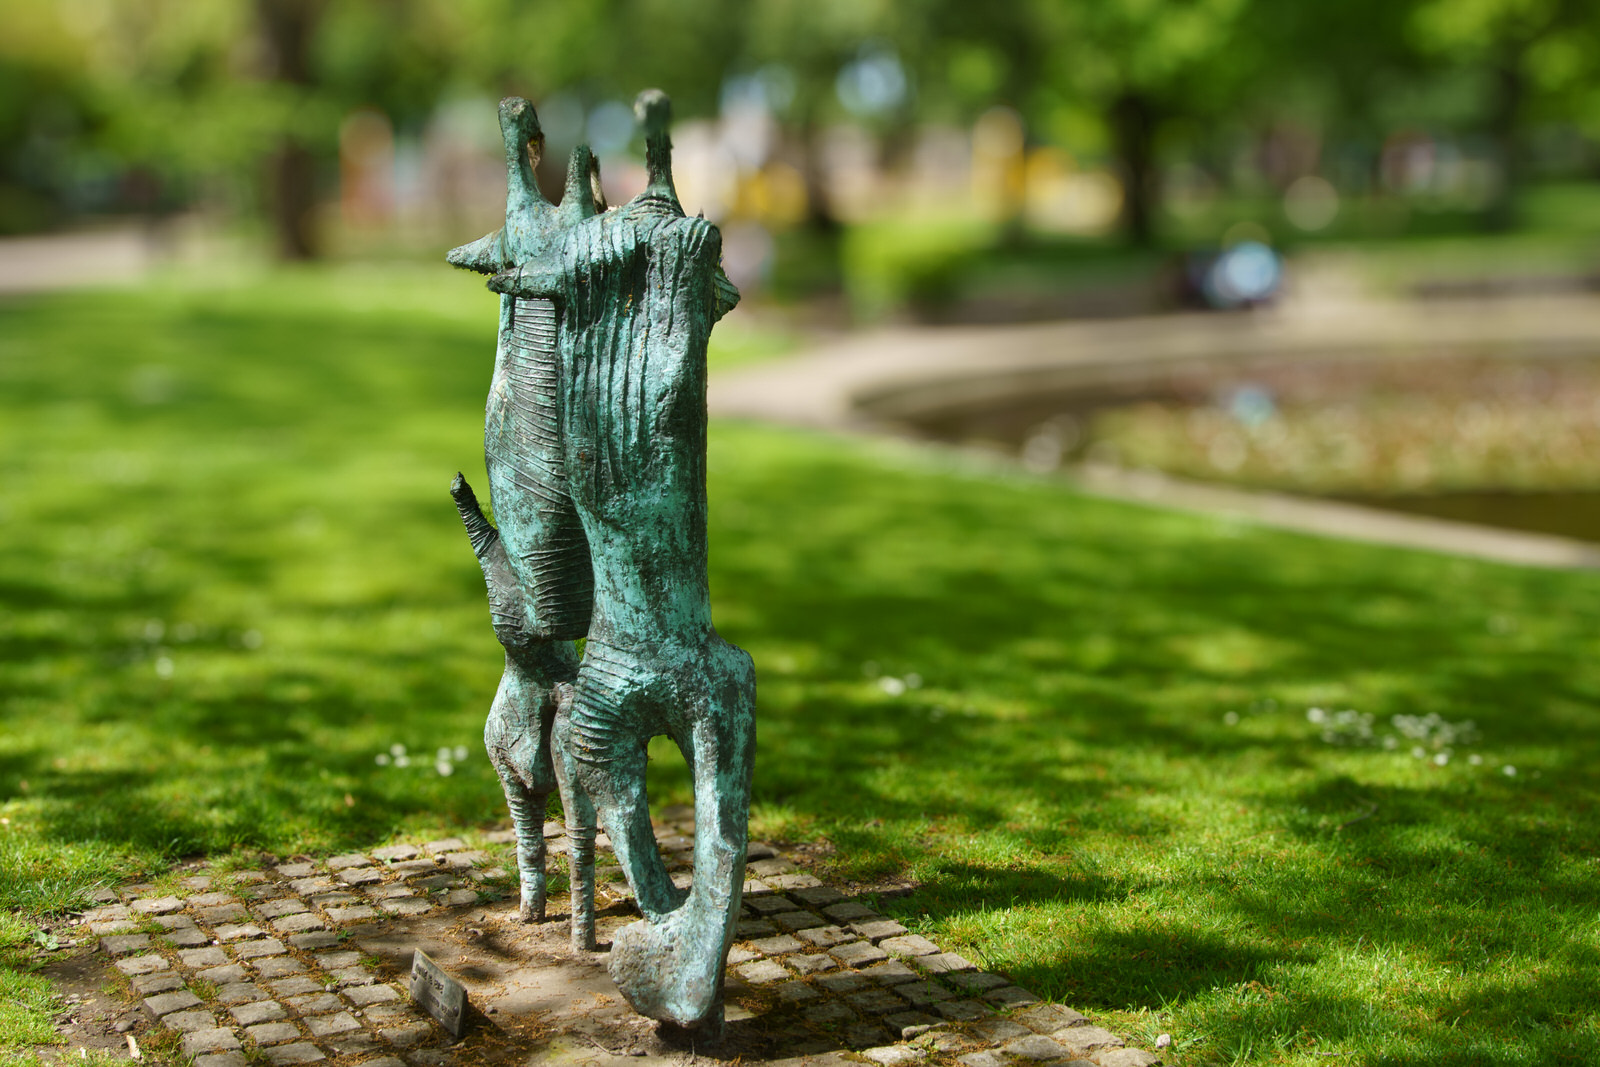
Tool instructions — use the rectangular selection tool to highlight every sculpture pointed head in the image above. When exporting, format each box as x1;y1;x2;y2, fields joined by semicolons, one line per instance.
633;89;683;217
558;144;607;222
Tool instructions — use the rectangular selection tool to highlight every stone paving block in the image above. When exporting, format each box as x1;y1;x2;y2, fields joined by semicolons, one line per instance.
443;850;490;868
968;1018;1033;1043
329;966;376;986
1096;1049;1158;1067
197;904;250;924
305;1011;360;1036
215;982;269;1005
343;983;400;1007
736;959;789;984
276;863;316;878
371;845;419;862
162;927;212;948
797;925;855;948
847;989;907;1015
747;857;797;878
862;1045;925;1065
263;1041;326;1064
862;960;918;985
411;874;459;892
982;985;1041;1007
362;1003;413;1024
946;971;1010;994
195;1053;248;1067
313;950;361;969
1051;1026;1124;1057
915;952;976;975
188;893;236;908
120;883;158;898
182;1028;241;1055
214;923;266;942
750;934;803;956
442;889;480;906
880;934;941;957
338;867;385;886
727;946;759;965
366;884;414;901
254;956;305;978
1003;1034;1071;1061
853;919;910;942
91;919;138;935
234;937;287;960
767;873;824;890
229;1000;286;1026
290;877;335;895
831;940;889;968
256;898;308;920
115;954;170;976
423;838;466;854
957;1052;1006;1067
131;973;184;996
327;853;370;870
772;911;825;932
288;931;341;950
323;1033;383;1057
1013;1003;1089;1033
178;947;229;969
131;896;184;915
736;919;776;940
308;891;362;907
327;905;380;924
387;860;436;876
802;1001;855;1026
790;885;845;907
180;875;214;890
377;898;431;917
166;1010;221;1032
823;901;879;923
270;976;324;997
787;952;838;975
814;971;870;995
154;914;198;930
82;904;131;923
101;935;152;956
272;913;327;935
742;878;772;895
381;1024;432;1047
246;1021;304;1046
896;980;955;1007
935;999;991;1022
774;980;820;1003
143;991;203;1018
198;964;250;985
743;894;796;916
233;872;268;884
884;1011;940;1037
285;992;343;1015
745;841;776;860
847;1023;894;1048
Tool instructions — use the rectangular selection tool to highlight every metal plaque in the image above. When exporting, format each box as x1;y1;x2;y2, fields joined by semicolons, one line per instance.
409;949;467;1038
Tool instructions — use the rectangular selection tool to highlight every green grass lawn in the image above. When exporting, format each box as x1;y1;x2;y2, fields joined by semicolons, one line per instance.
3;268;1600;1065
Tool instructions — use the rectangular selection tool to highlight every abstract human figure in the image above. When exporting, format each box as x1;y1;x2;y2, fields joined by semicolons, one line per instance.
450;90;754;1036
447;98;602;924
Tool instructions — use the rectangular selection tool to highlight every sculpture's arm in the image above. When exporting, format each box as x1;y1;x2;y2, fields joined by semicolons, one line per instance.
450;472;538;654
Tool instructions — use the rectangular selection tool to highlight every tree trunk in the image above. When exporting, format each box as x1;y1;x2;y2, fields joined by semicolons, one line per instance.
1484;58;1523;233
799;113;840;235
256;0;323;259
1111;92;1157;247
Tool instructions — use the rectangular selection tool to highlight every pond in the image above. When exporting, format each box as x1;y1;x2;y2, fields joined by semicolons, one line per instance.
896;350;1600;544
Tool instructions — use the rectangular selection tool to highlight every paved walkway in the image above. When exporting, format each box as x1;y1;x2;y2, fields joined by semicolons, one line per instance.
709;292;1600;569
58;818;1159;1067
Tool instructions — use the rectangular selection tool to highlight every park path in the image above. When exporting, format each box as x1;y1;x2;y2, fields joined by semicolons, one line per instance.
56;815;1159;1067
709;287;1600;569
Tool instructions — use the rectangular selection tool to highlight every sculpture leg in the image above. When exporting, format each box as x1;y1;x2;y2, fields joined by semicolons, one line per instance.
484;658;560;922
552;683;598;950
608;644;756;1035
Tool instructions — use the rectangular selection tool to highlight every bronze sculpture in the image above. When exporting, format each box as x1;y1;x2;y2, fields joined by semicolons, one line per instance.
448;89;754;1036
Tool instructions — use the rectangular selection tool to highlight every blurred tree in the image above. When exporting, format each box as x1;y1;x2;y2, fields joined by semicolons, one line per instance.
1408;0;1598;230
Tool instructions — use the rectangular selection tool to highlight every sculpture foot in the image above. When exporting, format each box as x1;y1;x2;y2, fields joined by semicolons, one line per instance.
609;907;728;1032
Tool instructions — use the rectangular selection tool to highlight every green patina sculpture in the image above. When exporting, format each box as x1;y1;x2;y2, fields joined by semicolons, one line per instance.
447;90;754;1036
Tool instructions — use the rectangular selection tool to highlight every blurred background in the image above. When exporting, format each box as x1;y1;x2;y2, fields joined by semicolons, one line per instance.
4;0;1600;537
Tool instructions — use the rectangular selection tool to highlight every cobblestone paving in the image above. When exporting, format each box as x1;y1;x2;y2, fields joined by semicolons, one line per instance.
79;812;1162;1067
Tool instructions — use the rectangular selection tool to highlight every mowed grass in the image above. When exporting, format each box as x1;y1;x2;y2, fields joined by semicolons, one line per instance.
2;268;1600;1065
